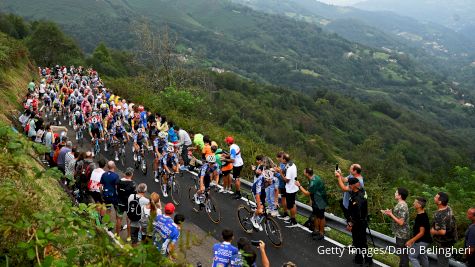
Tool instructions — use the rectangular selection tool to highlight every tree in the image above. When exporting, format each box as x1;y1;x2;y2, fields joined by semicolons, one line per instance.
26;21;83;66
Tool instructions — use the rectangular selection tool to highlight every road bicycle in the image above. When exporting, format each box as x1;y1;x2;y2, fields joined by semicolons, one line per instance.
159;170;182;206
134;145;147;175
111;139;127;167
188;175;220;224
237;193;283;247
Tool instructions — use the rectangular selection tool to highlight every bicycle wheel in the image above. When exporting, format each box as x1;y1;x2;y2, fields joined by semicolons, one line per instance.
120;148;126;167
205;195;221;224
237;205;254;233
188;185;200;211
170;177;181;206
141;158;147;175
134;154;139;169
263;216;283;247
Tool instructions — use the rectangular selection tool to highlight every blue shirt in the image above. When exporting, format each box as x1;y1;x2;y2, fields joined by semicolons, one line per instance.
168;127;178;143
140;111;147;128
274;162;286;189
153;214;180;255
212;242;239;267
161;153;178;167
200;163;218;178
100;171;119;198
252;174;265;195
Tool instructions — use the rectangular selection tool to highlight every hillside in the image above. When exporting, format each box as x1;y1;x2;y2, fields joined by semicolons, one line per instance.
355;0;475;36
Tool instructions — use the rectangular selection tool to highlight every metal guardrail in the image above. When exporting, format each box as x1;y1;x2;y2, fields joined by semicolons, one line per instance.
238;179;466;267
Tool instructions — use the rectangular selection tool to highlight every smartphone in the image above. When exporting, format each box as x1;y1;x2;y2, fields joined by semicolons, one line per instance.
251;240;261;246
335;163;339;171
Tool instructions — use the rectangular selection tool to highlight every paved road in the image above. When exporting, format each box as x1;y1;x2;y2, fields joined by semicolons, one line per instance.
52;115;378;267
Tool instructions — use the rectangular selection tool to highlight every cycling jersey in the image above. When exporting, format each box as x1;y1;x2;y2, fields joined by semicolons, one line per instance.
134;133;148;145
200;163;218;189
252;174;265;197
153;214;180;255
212;242;239;267
89;122;103;135
153;138;167;154
140;111;147;128
74;114;84;125
111;126;126;139
161;153;178;167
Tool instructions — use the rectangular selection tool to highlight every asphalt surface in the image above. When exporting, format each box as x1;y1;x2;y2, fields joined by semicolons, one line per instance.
51;114;376;267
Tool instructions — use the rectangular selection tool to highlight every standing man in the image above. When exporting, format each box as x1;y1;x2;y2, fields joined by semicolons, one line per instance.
223;136;244;199
296;167;328;239
383;188;410;267
57;140;72;174
117;167;137;240
347;177;372;265
465;207;475;267
174;126;192;170
335;164;364;220
274;152;288;219
212;229;239;267
153;203;182;259
276;153;299;226
127;183;149;246
431;192;458;267
100;161;120;229
406;197;432;267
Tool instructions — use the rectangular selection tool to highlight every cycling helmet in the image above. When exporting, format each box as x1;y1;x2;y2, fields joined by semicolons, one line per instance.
92;118;98;124
115;121;121;127
75;111;80;116
92;111;97;117
137;128;144;134
166;146;174;153
138;105;144;112
206;155;216;163
158;131;167;139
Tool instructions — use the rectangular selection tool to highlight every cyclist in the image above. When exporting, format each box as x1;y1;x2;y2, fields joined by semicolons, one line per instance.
73;110;85;141
111;121;129;161
194;155;219;205
153;131;169;181
250;169;275;231
89;117;104;142
133;127;149;162
42;93;51;117
160;146;179;197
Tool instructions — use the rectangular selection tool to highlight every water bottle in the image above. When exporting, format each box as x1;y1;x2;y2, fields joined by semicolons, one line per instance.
257;215;264;224
138;231;142;241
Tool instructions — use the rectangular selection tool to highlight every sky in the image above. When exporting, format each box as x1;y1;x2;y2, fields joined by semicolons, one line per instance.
318;0;364;6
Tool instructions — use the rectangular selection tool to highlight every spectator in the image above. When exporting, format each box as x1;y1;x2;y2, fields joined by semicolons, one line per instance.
153;203;181;259
189;131;204;151
202;135;213;159
296;167;328;240
142;192;162;243
406;197;432;267
35;124;45;143
465;207;475;267
127;183;149;246
347;177;372;265
235;237;270;267
64;147;78;178
27;115;37;140
174;126;192;169
43;124;54;161
383;188;410;267
75;151;94;203
223;136;244;199
88;158;106;215
276;153;299;226
430;192;458;267
57;139;72;174
167;121;178;143
274;151;288;219
335;164;364;220
100;161;120;227
212;229;239;267
117;167;137;240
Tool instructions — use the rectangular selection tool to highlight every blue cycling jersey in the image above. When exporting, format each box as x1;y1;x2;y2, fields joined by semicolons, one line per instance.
111;126;126;137
212;242;239;267
252;174;265;195
161;153;178;167
200;163;218;178
153;214;180;255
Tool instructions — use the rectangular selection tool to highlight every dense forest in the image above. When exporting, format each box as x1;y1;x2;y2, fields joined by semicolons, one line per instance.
1;4;475;258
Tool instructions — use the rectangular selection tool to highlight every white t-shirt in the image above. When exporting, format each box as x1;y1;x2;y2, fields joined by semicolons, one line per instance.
230;144;243;167
89;168;105;192
285;162;299;194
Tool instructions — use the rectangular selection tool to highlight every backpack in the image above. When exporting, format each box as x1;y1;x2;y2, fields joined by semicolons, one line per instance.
117;179;136;206
77;161;93;184
127;194;142;222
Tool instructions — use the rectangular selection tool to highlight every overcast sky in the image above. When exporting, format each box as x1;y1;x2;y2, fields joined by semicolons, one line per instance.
318;0;364;6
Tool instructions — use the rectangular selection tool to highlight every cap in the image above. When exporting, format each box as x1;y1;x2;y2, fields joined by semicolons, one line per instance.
211;141;218;147
125;167;134;176
225;136;234;145
164;203;175;214
348;177;360;185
